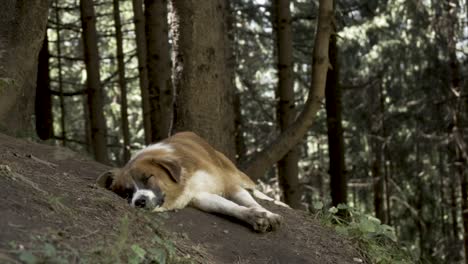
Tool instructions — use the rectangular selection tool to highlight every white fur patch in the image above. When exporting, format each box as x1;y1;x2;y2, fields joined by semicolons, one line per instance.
191;192;246;219
131;189;156;207
171;170;224;209
131;142;174;161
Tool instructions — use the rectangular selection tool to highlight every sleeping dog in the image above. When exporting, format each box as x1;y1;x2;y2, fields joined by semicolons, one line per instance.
97;132;283;232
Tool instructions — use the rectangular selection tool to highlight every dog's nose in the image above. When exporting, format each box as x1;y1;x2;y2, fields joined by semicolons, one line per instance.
134;197;146;208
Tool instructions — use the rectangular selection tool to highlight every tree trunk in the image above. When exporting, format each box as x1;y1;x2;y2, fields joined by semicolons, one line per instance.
0;0;49;136
325;9;347;207
233;90;246;162
170;0;236;160
131;0;151;145
54;0;67;146
80;0;109;164
35;31;53;140
371;142;385;221
243;0;333;180
113;0;131;163
225;1;244;163
145;0;173;142
445;0;468;262
368;76;385;222
273;0;302;209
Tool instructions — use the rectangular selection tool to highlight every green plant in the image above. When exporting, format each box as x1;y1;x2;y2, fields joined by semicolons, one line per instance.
313;203;415;264
11;241;69;264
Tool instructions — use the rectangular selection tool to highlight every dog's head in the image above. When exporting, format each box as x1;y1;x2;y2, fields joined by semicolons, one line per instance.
97;156;181;210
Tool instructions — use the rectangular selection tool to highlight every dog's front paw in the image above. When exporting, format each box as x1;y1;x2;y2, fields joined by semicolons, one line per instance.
245;207;282;232
152;206;169;213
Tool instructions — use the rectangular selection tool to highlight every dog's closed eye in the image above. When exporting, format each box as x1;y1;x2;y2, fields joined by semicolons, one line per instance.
142;174;153;185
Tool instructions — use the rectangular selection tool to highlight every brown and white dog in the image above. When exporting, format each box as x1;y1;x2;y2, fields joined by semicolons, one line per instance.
97;132;284;232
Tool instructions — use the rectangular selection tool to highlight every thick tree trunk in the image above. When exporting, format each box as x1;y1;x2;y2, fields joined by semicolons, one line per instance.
145;0;173;142
0;0;49;136
170;0;236;160
80;0;109;164
325;13;347;207
35;32;53;140
131;0;151;145
243;0;333;180
273;0;302;209
113;0;131;163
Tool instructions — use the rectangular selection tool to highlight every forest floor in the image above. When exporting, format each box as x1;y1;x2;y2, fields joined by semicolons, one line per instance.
0;133;364;264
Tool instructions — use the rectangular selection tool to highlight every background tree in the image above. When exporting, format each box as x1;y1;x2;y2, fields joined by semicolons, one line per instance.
244;0;333;180
145;0;173;142
113;0;131;162
35;33;54;140
0;0;49;136
132;0;151;145
170;0;237;160
273;0;302;209
80;0;109;164
325;1;347;207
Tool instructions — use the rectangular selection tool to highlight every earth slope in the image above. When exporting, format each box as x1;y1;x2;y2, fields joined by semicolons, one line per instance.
0;133;362;263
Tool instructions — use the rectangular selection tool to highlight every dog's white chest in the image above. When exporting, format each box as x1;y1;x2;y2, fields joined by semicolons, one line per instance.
171;170;224;209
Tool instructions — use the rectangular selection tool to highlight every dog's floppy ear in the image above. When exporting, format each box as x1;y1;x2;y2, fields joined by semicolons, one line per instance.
96;169;119;189
151;158;181;183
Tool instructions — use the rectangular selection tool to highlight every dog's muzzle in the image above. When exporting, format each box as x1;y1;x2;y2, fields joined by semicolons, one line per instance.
131;189;165;209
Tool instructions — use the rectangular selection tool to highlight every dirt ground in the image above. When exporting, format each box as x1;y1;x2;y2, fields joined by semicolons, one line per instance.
0;133;364;263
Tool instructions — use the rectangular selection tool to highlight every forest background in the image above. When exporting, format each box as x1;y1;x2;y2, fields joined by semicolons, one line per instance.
0;0;467;263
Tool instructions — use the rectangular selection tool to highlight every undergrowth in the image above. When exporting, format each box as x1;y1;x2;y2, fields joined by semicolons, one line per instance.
313;202;416;264
8;212;194;264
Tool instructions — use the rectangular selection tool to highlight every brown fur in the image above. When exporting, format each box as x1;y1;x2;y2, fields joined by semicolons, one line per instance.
99;132;255;209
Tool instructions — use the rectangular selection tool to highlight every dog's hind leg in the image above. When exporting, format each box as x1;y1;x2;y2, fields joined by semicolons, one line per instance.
228;188;283;231
190;192;280;232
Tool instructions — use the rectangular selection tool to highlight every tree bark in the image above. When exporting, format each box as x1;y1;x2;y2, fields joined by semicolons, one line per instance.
0;0;49;136
243;0;333;180
170;0;236;160
145;0;173;142
35;31;53;140
325;9;347;207
131;0;151;145
113;0;131;163
80;0;109;164
273;0;302;209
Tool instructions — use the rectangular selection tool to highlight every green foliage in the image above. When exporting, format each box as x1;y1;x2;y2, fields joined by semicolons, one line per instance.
8;212;191;264
317;204;415;264
12;241;68;264
100;214;187;264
